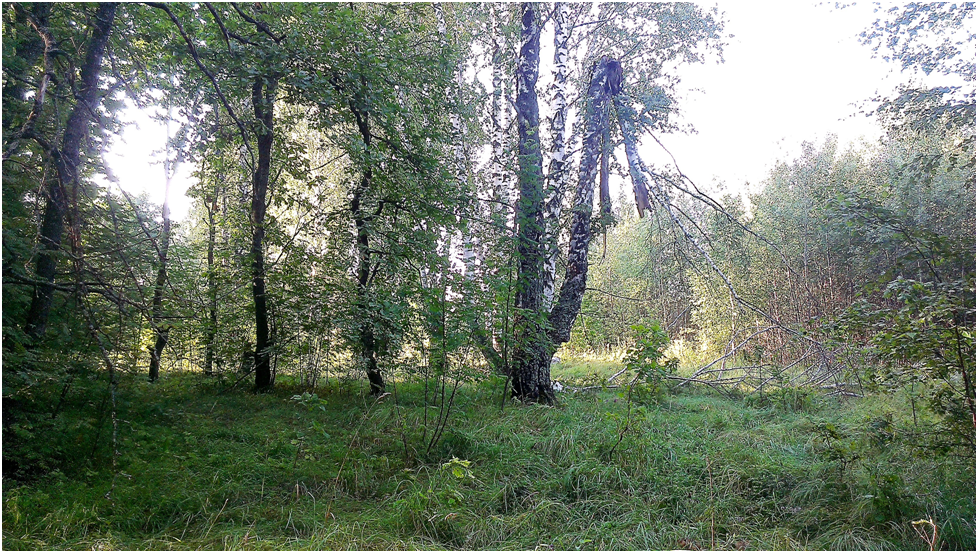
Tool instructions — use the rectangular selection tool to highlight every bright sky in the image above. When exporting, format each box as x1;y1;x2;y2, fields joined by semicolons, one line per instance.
104;104;196;221
646;1;909;197
105;2;919;221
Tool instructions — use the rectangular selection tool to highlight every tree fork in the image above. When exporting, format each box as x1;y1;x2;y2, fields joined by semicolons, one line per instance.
548;57;617;346
510;53;622;403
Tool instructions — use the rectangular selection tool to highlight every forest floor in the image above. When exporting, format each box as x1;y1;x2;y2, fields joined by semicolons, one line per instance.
2;361;975;550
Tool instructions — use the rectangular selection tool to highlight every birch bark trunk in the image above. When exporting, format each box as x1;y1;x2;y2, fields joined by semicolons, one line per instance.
509;8;623;402
542;2;572;312
490;4;512;223
548;57;616;345
614;97;653;218
510;2;553;402
434;4;479;278
435;4;506;373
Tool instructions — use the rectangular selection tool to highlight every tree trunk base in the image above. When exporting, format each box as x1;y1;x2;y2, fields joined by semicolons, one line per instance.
367;369;385;396
511;343;555;404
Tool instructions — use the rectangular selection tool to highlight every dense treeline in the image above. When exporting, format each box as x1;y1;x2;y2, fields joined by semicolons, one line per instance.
4;3;732;402
2;0;729;470
2;3;974;544
579;128;975;448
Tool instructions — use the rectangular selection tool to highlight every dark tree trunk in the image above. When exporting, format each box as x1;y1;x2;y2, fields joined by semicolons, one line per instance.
351;180;385;395
615;95;653;218
204;104;222;376
599;121;612;219
204;191;219;376
148;112;175;382
548;57;617;345
23;3;118;343
510;3;554;403
147;219;170;381
24;171;68;342
349;98;385;395
251;76;277;391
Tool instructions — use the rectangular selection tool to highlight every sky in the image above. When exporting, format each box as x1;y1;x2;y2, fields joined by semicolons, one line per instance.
105;104;197;220
644;2;909;196
105;2;917;221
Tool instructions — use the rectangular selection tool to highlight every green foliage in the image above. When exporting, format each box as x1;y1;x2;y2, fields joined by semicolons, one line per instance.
834;276;975;453
624;322;679;403
290;392;327;412
569;215;693;355
2;3;975;551
748;386;819;414
860;3;975;157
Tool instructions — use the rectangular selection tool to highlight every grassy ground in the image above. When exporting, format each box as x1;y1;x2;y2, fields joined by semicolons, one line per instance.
3;368;974;550
551;351;626;384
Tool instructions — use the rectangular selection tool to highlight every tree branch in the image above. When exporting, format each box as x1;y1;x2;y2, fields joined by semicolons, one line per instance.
144;2;255;163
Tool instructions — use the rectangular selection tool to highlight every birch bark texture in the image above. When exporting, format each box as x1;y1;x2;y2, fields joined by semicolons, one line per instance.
510;4;624;402
434;4;479;279
510;3;553;402
490;4;512;223
542;2;572;313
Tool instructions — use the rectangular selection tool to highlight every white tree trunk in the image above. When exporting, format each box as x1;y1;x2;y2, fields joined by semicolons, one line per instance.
490;3;512;223
542;2;572;312
435;4;480;278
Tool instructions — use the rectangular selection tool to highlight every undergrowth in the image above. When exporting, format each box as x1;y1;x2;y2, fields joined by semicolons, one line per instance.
2;370;974;550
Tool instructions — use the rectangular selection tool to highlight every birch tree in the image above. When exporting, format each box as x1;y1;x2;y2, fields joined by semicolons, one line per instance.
499;3;724;403
541;2;575;312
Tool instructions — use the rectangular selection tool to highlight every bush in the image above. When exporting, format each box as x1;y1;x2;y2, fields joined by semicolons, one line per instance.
624;323;679;404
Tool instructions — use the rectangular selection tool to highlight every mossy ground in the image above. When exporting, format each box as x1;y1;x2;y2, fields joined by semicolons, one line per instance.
2;368;974;550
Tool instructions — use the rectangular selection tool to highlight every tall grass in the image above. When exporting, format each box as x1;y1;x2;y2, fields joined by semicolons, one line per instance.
3;370;974;550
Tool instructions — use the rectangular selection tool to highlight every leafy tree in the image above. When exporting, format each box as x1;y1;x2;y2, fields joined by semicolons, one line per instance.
0;2;150;477
861;3;975;183
3;2;119;344
481;3;725;403
300;3;465;395
838;1;975;449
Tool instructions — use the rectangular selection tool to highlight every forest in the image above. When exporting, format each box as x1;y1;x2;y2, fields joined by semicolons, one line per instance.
1;2;975;550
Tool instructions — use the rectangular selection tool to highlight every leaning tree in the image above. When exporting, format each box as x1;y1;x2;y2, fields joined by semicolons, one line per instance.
470;3;726;403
